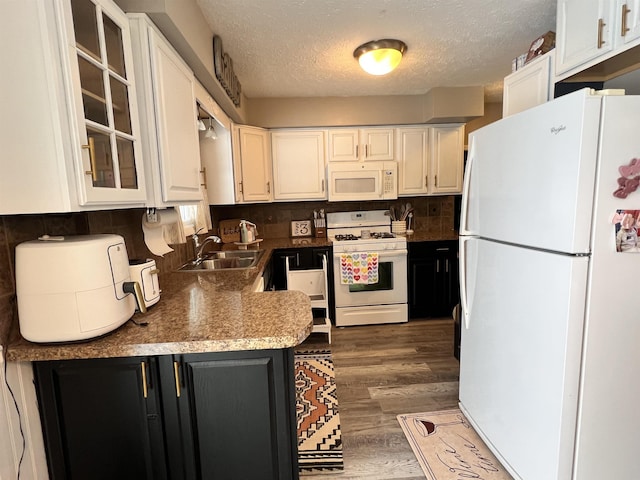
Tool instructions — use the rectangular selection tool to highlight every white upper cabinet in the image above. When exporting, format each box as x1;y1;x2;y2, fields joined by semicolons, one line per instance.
556;0;614;75
233;125;272;203
622;0;640;44
271;130;327;201
328;128;394;162
556;0;640;78
430;125;464;195
397;127;430;196
503;51;555;117
0;0;147;214
397;125;464;196
129;14;202;206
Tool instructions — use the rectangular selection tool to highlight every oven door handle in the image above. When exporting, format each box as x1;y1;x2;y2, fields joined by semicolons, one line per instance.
335;249;407;258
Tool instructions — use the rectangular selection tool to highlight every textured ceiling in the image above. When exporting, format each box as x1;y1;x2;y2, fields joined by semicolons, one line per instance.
195;0;557;102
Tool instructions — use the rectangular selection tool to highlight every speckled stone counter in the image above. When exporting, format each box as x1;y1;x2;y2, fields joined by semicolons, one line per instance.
6;232;455;362
6;246;313;362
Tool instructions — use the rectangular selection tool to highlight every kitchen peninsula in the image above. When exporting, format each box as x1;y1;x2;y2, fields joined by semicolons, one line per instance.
7;245;314;480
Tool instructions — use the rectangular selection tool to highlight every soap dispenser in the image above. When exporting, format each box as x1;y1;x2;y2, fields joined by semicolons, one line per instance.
240;220;249;243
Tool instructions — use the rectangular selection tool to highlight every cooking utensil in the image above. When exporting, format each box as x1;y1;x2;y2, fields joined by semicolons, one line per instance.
401;202;413;221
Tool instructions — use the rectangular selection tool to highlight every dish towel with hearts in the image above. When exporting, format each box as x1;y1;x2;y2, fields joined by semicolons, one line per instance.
340;252;379;284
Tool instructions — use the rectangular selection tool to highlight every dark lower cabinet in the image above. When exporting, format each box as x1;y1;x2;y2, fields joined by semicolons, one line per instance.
34;349;298;480
408;240;460;319
34;356;167;480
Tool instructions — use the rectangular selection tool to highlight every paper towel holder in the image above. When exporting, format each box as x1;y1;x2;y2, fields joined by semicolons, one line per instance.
146;208;157;223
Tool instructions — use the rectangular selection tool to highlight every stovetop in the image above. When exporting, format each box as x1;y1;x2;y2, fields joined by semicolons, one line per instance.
326;209;407;252
333;232;396;241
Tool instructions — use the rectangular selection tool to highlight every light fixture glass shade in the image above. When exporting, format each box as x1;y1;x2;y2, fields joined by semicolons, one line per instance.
205;117;217;140
354;39;407;75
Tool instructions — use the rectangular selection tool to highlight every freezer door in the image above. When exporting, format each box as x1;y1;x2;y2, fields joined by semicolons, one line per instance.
459;237;588;480
463;88;602;254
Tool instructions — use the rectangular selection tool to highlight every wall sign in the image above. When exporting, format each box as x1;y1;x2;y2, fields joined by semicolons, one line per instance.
291;220;312;237
213;35;242;107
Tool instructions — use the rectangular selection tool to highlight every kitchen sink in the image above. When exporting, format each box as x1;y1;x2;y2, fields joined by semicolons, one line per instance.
177;250;265;271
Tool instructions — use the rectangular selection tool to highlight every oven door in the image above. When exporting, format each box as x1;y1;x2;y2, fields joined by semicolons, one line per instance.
333;249;407;307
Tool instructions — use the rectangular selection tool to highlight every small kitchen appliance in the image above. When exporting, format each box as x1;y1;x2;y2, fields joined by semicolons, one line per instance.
327;210;407;326
326;161;397;201
129;258;160;310
16;234;145;343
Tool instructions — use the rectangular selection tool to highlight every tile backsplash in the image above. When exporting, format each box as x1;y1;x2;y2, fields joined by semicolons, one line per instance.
0;209;191;349
0;195;457;348
212;196;456;239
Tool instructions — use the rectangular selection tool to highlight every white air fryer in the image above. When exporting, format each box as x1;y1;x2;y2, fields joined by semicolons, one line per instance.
16;234;146;343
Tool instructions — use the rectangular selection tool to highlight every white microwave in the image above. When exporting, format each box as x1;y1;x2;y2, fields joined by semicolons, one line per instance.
327;161;397;202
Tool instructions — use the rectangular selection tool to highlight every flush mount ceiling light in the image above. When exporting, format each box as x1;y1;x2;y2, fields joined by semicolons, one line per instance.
353;39;407;76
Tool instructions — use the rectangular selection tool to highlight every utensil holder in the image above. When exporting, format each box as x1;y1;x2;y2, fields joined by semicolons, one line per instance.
391;220;407;236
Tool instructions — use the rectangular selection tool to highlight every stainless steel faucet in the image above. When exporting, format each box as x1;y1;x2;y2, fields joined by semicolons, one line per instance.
195;235;222;263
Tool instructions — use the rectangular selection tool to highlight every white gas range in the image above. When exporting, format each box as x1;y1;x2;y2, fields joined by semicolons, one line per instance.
327;210;408;326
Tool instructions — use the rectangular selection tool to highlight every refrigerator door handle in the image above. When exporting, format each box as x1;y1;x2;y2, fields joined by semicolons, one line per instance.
459;236;471;329
459;138;476;236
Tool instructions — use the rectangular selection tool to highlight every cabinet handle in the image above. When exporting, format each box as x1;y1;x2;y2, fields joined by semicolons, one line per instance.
267;181;270;193
436;259;440;273
445;259;449;273
82;137;98;183
173;361;181;398
597;18;606;48
622;4;631;36
425;175;428;188
239;181;243;194
141;361;148;399
321;179;325;192
356;145;359;158
200;167;207;187
365;144;369;158
435;174;438;188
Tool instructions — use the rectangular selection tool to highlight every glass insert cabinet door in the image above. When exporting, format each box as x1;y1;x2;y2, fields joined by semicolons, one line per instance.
69;0;145;203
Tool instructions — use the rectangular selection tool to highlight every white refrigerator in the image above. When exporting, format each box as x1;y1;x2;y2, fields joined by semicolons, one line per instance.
459;88;640;480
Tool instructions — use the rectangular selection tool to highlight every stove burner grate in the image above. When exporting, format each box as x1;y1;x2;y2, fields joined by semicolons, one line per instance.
371;232;395;239
334;234;359;241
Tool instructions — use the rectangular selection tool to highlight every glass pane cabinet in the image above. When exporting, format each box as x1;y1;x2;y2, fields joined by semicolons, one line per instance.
0;0;146;214
70;0;143;199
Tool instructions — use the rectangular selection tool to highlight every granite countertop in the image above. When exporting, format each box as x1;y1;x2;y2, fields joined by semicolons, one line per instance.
6;244;314;362
5;232;456;363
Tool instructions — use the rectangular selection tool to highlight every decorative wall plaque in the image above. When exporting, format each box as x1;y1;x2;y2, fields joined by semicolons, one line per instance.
213;35;242;107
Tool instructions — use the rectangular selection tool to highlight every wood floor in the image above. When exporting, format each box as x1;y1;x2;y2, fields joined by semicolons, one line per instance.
298;318;460;479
